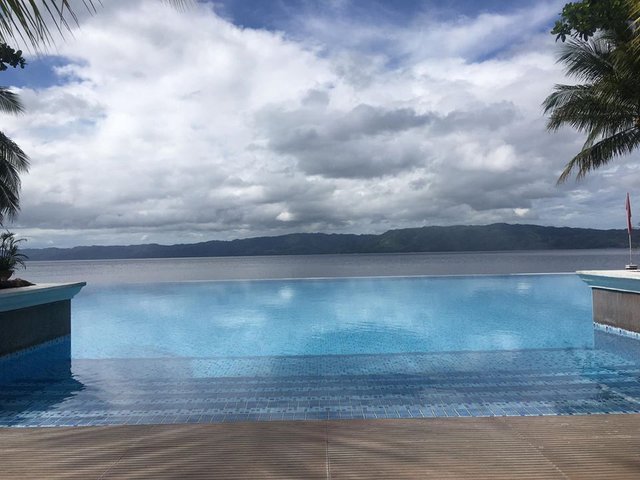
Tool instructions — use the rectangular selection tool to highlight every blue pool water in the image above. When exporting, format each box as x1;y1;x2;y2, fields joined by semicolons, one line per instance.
72;275;593;358
1;273;640;427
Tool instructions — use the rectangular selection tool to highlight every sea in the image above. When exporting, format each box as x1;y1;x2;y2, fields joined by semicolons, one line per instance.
22;248;634;284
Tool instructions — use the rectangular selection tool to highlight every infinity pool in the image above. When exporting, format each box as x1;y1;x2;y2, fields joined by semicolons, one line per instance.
1;274;640;427
73;274;594;358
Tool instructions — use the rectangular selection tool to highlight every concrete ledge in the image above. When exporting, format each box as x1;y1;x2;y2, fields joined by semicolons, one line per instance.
0;282;86;356
577;270;640;293
0;282;86;313
578;270;640;335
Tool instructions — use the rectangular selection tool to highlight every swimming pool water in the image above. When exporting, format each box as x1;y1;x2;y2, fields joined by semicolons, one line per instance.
71;274;594;358
1;274;640;427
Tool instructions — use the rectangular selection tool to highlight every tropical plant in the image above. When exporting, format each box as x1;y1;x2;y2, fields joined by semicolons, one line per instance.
551;0;632;42
0;230;27;279
0;42;28;221
552;0;640;56
544;2;640;182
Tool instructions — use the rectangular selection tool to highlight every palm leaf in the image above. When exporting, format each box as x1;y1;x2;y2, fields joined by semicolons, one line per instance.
0;131;29;220
630;0;640;32
0;87;23;114
544;84;637;136
0;0;192;49
557;127;640;183
557;37;616;82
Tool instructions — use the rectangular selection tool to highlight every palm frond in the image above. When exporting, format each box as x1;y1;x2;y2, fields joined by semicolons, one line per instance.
0;0;78;48
557;36;616;82
544;84;637;136
557;127;640;183
618;0;640;70
0;87;23;114
0;0;192;49
0;131;29;220
630;0;640;29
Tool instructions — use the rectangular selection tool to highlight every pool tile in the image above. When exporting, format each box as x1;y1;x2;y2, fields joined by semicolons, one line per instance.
2;330;640;427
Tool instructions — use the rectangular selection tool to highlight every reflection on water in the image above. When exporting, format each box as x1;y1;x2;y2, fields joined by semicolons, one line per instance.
0;337;72;383
0;338;85;427
70;275;593;359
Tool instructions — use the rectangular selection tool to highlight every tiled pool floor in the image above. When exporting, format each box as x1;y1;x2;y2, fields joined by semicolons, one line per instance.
1;331;640;427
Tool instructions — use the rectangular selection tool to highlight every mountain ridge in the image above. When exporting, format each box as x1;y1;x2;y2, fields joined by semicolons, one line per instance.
22;223;631;261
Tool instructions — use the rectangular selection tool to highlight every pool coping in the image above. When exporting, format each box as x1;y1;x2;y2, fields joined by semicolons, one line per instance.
577;269;640;294
0;282;86;313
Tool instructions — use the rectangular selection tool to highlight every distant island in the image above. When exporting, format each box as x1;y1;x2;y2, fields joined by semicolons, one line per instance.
22;223;632;261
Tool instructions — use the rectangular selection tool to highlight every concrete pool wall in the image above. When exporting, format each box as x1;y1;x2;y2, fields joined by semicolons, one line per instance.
578;270;640;336
0;283;86;356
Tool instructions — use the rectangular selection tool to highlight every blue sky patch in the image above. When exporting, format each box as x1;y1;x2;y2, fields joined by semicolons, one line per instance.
1;55;71;89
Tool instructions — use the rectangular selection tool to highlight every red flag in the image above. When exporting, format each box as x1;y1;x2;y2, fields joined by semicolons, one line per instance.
626;193;632;235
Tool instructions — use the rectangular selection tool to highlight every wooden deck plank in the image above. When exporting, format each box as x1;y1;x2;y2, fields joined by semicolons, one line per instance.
0;425;154;480
102;423;327;480
1;415;639;479
326;418;566;480
505;415;640;480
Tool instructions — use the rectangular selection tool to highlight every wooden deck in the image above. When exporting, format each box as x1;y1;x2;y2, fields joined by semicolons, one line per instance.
2;415;640;479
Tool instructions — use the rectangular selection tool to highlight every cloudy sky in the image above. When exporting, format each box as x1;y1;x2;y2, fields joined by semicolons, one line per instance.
2;0;639;248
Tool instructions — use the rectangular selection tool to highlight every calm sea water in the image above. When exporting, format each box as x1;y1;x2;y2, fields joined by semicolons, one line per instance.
22;248;633;284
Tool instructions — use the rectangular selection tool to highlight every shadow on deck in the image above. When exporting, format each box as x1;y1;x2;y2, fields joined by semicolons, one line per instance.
1;415;640;479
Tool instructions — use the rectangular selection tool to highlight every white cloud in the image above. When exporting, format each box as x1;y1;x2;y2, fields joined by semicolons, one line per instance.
3;0;638;248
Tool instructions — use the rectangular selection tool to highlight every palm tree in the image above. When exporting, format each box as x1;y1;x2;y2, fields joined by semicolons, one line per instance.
0;1;190;49
543;29;640;183
0;84;28;222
